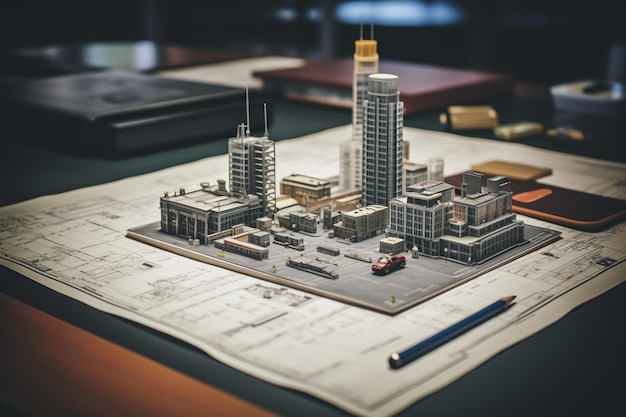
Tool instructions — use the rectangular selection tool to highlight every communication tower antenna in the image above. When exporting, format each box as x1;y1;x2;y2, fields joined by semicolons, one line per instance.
245;86;251;136
263;103;269;137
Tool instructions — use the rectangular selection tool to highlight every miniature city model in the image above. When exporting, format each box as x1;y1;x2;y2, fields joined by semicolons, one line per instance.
127;35;559;315
129;104;559;315
129;166;559;314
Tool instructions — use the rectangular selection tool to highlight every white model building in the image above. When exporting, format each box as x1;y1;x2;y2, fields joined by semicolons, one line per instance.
339;26;379;191
159;181;262;245
389;180;455;256
362;73;404;207
160;102;276;244
332;204;388;242
388;172;525;264
280;174;331;206
404;161;429;192
228;106;276;217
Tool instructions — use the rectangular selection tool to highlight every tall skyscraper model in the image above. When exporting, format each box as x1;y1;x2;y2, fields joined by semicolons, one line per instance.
339;26;379;191
228;102;276;217
362;73;404;207
158;99;274;245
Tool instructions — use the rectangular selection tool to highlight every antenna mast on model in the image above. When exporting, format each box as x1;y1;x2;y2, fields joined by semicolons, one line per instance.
264;103;269;138
245;86;251;137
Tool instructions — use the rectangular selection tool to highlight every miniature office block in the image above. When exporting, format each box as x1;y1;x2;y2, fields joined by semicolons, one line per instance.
280;174;331;206
389;173;524;264
322;210;342;229
256;216;273;231
249;231;271;247
389;181;454;257
332;205;388;242
160;183;262;245
277;211;319;234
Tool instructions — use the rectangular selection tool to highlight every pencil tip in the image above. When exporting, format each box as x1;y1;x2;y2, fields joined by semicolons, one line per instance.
502;295;516;306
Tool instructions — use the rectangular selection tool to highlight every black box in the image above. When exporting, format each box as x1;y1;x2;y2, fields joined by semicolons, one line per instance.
1;70;270;157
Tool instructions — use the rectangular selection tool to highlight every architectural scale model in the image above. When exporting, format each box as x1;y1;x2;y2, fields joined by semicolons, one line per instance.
129;106;559;314
128;43;560;315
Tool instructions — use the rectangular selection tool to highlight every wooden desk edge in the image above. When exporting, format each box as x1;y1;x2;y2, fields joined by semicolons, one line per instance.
0;293;277;417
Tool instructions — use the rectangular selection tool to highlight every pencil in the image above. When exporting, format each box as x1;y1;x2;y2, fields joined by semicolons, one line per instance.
389;296;516;369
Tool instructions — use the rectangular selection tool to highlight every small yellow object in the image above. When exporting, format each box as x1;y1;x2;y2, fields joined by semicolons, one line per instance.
271;265;276;273
546;127;585;142
440;105;498;131
494;121;544;140
218;249;225;257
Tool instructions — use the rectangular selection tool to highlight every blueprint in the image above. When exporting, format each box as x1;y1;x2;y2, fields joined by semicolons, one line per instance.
1;126;625;417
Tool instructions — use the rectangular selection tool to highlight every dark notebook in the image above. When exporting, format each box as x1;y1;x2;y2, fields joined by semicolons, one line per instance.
1;70;268;156
253;59;513;114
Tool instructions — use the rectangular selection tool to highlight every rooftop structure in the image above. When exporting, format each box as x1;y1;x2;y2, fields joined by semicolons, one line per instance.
404;162;428;192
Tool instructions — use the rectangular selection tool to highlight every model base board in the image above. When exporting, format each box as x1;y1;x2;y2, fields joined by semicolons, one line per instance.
127;223;560;315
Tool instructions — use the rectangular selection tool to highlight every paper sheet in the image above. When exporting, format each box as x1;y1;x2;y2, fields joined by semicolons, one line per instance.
158;56;305;88
1;126;625;417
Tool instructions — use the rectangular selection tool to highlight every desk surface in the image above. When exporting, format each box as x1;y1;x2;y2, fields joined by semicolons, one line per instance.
1;96;625;416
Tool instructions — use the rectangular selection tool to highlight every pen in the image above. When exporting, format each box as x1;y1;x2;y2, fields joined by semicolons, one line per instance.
389;296;516;369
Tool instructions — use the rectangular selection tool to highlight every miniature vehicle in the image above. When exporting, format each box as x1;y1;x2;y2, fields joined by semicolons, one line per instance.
372;255;406;275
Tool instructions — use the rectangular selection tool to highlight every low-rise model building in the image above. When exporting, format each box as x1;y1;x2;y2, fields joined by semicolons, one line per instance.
389;172;524;264
333;204;388;242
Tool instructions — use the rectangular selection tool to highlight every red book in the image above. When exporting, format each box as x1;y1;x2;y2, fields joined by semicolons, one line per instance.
254;58;513;114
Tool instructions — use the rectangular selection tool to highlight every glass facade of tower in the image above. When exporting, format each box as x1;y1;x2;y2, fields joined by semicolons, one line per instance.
362;74;404;207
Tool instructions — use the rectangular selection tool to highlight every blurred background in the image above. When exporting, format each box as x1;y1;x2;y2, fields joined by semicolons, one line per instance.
1;0;623;85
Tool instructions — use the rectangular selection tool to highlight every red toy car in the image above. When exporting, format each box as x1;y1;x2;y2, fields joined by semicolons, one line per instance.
372;255;406;275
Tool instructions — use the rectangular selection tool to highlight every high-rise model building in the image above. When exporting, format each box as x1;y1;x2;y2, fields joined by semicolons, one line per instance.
339;26;379;191
362;73;404;207
228;103;276;217
159;101;275;244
